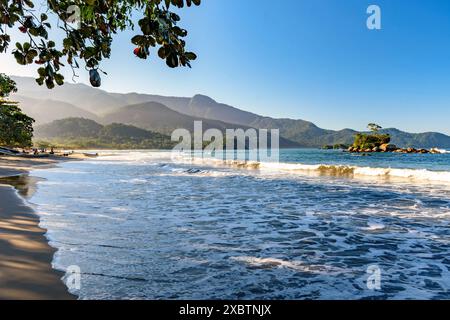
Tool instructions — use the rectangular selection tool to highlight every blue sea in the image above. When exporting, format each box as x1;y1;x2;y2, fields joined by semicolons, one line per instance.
28;149;450;299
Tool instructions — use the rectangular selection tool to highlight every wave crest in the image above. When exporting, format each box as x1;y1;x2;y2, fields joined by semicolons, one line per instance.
260;162;450;183
183;157;450;183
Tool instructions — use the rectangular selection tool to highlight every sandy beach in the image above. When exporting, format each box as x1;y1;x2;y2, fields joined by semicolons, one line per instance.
0;155;81;300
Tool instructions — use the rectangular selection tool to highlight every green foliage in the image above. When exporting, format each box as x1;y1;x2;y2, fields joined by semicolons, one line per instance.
0;74;35;147
333;143;349;149
322;144;350;150
35;140;53;149
367;123;382;132
0;73;18;97
35;137;176;149
352;133;390;150
351;123;390;150
0;0;200;88
36;117;104;138
0;101;35;147
35;118;176;149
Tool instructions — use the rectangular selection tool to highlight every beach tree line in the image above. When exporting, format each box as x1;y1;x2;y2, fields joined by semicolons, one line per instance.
0;0;200;88
0;74;34;147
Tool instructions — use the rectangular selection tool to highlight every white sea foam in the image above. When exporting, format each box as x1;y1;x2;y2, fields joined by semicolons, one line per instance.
97;151;173;162
119;178;148;184
231;256;346;275
177;156;450;184
361;222;386;231
352;166;450;182
257;162;450;182
27;151;450;299
431;148;450;154
93;151;450;184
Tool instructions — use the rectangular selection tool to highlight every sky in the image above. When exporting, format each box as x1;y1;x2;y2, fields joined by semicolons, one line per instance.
1;0;450;134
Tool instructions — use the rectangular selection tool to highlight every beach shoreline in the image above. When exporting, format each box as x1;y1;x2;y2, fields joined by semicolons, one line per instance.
0;155;82;300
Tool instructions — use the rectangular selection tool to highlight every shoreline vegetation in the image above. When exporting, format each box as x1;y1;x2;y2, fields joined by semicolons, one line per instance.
0;153;91;300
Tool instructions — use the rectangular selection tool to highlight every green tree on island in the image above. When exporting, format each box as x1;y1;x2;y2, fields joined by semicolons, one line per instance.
0;0;200;88
0;74;35;147
367;123;382;133
351;123;391;151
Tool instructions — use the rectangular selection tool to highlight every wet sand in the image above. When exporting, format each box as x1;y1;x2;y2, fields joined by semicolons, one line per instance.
0;155;83;300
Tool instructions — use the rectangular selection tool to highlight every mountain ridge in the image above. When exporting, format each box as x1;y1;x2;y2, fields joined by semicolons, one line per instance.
10;76;450;148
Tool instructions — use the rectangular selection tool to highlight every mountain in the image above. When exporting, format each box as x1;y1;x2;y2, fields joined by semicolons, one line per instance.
34;118;175;149
11;76;450;148
13;95;99;125
12;76;127;115
102;101;225;135
102;102;300;148
379;129;450;149
34;118;104;138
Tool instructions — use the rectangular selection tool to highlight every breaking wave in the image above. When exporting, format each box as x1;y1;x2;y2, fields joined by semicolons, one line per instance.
95;151;450;184
259;162;450;183
180;157;450;183
431;148;450;154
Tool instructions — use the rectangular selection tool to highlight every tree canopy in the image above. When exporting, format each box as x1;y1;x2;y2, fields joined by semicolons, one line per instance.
351;123;390;151
367;123;382;132
0;0;200;88
0;73;34;147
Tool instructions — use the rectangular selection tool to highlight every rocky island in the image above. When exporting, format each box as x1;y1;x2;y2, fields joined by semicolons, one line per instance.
346;124;444;154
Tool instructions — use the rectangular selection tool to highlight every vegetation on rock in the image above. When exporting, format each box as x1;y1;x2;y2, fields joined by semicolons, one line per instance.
322;143;350;150
351;123;391;151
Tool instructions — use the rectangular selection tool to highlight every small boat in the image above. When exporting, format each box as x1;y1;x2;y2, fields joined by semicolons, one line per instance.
83;153;99;158
0;147;20;156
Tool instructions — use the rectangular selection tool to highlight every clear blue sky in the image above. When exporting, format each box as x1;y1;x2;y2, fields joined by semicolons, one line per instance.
2;0;450;134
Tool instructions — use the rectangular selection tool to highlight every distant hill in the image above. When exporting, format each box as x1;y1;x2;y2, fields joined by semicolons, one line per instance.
102;102;300;148
12;76;126;115
34;118;175;149
35;118;103;138
11;76;450;148
102;101;227;135
13;95;99;125
379;129;450;149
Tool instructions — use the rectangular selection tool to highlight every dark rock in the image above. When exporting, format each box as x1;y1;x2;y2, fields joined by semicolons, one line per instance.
380;143;397;152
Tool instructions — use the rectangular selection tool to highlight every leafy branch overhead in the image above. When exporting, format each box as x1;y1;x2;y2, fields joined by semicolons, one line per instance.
0;0;200;88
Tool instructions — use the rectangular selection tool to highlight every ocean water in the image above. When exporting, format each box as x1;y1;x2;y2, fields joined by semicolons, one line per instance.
28;149;450;299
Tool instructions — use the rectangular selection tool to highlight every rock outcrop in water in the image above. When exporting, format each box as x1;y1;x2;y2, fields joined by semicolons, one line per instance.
348;124;446;154
347;145;443;154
